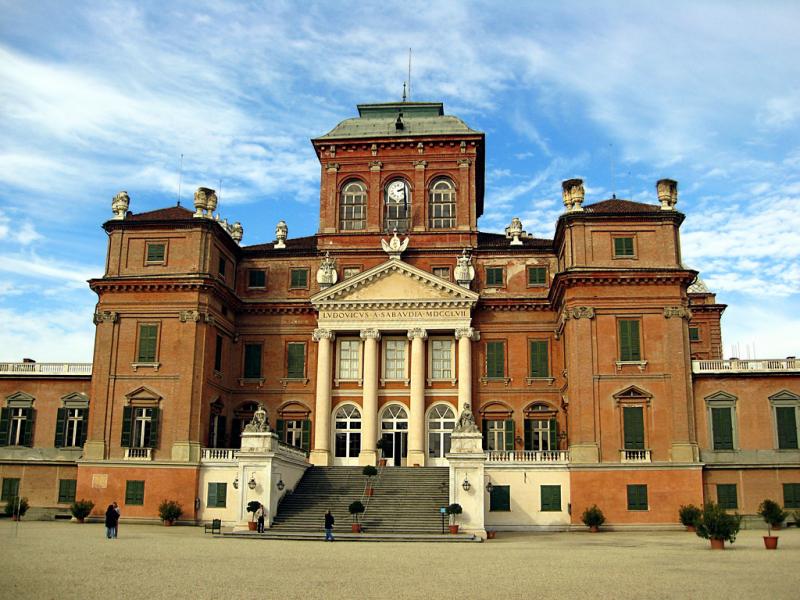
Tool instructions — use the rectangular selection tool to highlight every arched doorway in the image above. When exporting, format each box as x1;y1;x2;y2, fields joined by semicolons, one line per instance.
427;403;456;466
380;404;408;466
333;404;362;465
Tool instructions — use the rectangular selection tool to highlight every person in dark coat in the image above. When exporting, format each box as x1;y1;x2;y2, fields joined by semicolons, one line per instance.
324;509;335;542
105;503;120;539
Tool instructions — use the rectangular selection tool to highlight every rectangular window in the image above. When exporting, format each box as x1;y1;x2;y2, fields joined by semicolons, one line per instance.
711;407;734;450
627;484;648;510
58;479;77;504
384;339;407;380
6;407;33;446
145;242;166;264
126;407;158;448
287;342;306;379
485;267;504;287
243;344;262;379
717;484;738;509
125;480;145;505
618;319;642;361
776;406;799;449
528;340;549;378
206;482;227;508
214;335;223;372
689;327;700;342
783;483;800;509
489;485;510;512
137;324;159;363
343;267;361;280
486;341;505;378
525;418;557;452
280;419;310;450
527;266;547;286
431;339;453;380
614;236;635;257
248;269;266;288
540;485;562;512
338;340;361;380
1;478;20;501
62;408;87;447
218;256;227;277
623;406;645;450
290;268;309;289
484;419;514;451
432;267;450;281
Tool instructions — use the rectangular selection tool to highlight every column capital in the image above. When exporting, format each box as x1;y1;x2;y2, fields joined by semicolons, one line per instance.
360;328;381;340
407;328;428;341
455;327;480;341
312;328;335;342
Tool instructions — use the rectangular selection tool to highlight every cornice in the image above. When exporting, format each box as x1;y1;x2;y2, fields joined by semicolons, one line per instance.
477;299;553;312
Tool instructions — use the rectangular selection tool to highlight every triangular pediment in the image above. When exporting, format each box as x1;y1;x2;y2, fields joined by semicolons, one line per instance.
125;386;162;403
311;259;478;309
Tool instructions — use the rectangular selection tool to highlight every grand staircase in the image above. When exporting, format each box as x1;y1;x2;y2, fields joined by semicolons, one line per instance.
271;466;450;533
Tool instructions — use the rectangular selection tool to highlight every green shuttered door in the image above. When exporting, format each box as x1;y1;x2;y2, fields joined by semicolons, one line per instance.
711;407;734;450
776;407;798;449
623;407;645;450
618;320;641;361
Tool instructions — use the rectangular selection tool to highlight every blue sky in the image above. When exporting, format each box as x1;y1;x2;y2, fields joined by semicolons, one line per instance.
1;0;799;361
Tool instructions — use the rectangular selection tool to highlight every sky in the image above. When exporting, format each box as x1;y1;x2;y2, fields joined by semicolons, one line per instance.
1;0;799;362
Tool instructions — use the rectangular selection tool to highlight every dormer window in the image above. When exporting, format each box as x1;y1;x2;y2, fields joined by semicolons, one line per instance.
429;178;456;229
385;179;410;232
340;181;366;231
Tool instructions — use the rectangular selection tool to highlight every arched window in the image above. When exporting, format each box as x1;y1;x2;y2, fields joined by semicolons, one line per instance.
340;181;367;231
384;179;411;232
334;404;361;459
523;403;557;452
428;178;456;229
380;404;408;466
427;404;456;461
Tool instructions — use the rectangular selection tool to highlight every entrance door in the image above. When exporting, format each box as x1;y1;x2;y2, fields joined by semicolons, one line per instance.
380;405;408;466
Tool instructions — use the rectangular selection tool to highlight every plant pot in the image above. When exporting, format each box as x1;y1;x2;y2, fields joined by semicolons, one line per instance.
710;538;725;550
763;536;779;550
352;523;362;533
76;517;85;524
486;530;496;539
163;520;173;527
248;521;257;531
11;516;19;522
449;524;459;534
589;526;599;533
378;459;387;467
366;487;374;497
685;525;696;532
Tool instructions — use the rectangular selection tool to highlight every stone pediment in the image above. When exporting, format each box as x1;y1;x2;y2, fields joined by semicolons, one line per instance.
311;260;479;310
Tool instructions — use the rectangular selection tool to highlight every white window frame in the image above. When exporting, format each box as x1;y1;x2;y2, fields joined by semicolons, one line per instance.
285;419;304;448
427;403;455;464
381;337;408;383
485;420;508;451
333;403;362;465
64;408;84;447
132;407;153;449
428;337;455;384
335;338;362;384
8;407;27;446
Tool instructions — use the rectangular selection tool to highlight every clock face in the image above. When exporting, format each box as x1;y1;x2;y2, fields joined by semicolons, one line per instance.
387;180;407;202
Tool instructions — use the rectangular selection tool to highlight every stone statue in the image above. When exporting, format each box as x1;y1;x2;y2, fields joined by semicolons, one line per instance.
244;404;270;433
505;217;525;246
111;191;130;220
275;220;288;249
231;222;243;243
316;252;338;288
454;248;475;288
381;229;409;259
193;187;216;218
454;403;479;433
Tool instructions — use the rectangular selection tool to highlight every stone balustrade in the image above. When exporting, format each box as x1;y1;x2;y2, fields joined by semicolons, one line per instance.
692;358;799;374
486;450;569;463
0;362;92;376
620;449;651;463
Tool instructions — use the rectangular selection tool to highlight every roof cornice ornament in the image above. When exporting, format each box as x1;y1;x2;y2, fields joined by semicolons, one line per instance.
562;179;585;213
505;217;526;246
316;252;338;289
111;191;130;220
381;229;409;259
454;249;475;289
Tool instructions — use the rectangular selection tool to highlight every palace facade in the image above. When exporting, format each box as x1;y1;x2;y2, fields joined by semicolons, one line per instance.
1;101;799;532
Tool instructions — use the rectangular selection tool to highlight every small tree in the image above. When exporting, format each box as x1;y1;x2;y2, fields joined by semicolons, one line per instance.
70;499;95;521
158;499;183;523
581;505;605;530
678;504;702;528
246;500;261;522
696;502;741;544
447;503;463;526
349;501;365;524
4;497;29;519
362;465;378;481
758;499;787;536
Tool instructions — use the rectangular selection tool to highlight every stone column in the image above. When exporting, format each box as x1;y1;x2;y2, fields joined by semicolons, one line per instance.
407;328;428;466
455;327;480;413
310;328;335;466
359;328;381;466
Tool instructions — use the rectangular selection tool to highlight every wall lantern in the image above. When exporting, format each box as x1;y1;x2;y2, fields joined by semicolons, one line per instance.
461;477;471;492
486;481;494;494
247;474;257;490
232;476;239;490
276;474;285;491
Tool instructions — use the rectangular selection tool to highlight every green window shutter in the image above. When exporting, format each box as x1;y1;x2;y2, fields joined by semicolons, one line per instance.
244;344;262;378
287;343;305;378
0;408;9;446
711;407;734;450
486;268;503;286
301;419;311;451
529;341;549;378
528;267;546;285
125;480;145;505
784;483;800;509
618;320;641;361
481;421;488;450
137;324;158;362
523;420;533;451
549;418;558;450
614;237;634;257
490;485;510;511
541;485;561;511
121;406;132;447
54;407;67;447
214;335;223;372
22;408;35;447
146;243;165;262
716;484;738;509
217;483;227;508
58;479;77;503
689;327;700;342
290;269;308;288
627;484;648;510
486;342;505;378
276;419;285;443
147;408;160;448
78;409;88;446
776;407;798;449
504;419;515;451
207;482;217;507
623;407;645;450
2;478;20;501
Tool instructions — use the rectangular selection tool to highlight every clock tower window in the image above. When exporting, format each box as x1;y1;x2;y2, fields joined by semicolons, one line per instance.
384;179;411;232
428;177;456;229
339;181;367;231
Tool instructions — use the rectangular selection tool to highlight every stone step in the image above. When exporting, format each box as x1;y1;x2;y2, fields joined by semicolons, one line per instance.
223;531;481;543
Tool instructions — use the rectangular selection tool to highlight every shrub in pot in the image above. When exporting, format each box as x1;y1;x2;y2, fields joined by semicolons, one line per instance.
362;465;378;496
158;499;183;525
447;503;463;534
678;504;702;531
758;499;787;549
695;501;741;549
349;500;365;532
4;497;29;520
375;438;390;466
70;499;95;523
246;500;261;530
581;505;605;532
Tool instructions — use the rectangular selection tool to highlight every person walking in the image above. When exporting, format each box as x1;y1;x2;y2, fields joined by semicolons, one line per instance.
113;501;120;538
324;509;335;542
256;503;266;534
105;502;120;539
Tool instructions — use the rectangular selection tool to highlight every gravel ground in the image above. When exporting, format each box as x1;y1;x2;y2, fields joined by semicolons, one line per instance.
1;521;798;599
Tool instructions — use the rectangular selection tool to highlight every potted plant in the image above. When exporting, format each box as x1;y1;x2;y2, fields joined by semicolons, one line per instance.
362;465;378;496
376;438;389;467
4;497;29;521
758;499;787;549
70;499;95;523
678;504;702;532
446;503;463;534
695;501;741;549
158;499;183;526
246;500;261;531
581;505;605;532
349;500;365;532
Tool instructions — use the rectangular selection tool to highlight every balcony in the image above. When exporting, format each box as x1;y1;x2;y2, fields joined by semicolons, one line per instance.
620;449;651;463
692;358;799;374
486;450;569;464
0;362;92;376
200;448;238;462
124;447;152;461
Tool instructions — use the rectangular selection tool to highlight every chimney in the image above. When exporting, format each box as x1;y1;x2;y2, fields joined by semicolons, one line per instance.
657;179;678;210
562;179;585;212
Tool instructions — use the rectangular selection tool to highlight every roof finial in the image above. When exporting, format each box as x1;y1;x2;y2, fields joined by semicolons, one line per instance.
402;81;407;102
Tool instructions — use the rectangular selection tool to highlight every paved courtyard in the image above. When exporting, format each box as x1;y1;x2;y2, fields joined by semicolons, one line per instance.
1;521;798;599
